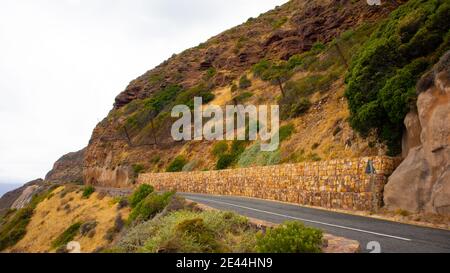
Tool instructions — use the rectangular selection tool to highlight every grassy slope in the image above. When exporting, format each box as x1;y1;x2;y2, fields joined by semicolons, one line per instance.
8;186;129;253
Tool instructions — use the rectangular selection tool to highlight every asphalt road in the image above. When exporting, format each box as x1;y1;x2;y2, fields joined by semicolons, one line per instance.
181;193;450;253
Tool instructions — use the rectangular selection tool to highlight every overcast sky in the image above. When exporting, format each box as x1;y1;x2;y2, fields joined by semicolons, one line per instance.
0;0;287;184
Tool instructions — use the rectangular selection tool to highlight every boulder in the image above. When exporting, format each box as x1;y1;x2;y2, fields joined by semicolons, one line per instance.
384;51;450;215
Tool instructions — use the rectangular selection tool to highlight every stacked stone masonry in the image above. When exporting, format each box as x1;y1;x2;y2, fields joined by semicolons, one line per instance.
138;157;400;211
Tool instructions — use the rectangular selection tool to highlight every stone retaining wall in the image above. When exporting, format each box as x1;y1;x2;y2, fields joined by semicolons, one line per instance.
138;156;400;211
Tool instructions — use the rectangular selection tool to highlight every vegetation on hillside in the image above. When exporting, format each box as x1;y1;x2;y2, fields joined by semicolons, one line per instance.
51;222;83;250
0;186;57;251
345;0;450;155
111;187;324;253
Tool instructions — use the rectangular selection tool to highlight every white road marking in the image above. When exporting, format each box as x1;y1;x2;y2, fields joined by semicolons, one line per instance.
188;196;412;242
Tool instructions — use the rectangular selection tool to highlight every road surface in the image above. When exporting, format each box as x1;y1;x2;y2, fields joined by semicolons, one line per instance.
181;193;450;253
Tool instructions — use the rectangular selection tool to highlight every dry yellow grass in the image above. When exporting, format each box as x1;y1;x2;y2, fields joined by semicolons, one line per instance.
210;86;232;106
10;186;129;253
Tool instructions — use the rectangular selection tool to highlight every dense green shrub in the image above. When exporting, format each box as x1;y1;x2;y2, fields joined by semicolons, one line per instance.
142;84;182;114
345;0;450;155
81;186;95;199
126;84;183;130
166;156;188;172
311;42;326;53
118;210;255;253
279;124;295;142
132;164;145;177
238;75;252;89
256;221;323;253
129;184;154;208
216;154;235;170
128;192;174;223
174;218;220;252
51;222;83;249
212;141;229;157
252;59;272;78
215;141;247;170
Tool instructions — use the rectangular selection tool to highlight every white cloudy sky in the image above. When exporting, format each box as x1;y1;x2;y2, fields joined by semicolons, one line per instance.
0;0;287;184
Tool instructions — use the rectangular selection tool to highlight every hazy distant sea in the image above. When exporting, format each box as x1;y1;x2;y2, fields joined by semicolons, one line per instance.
0;183;23;198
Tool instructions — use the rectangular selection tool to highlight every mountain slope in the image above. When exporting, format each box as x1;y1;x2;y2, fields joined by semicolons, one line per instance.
84;0;402;188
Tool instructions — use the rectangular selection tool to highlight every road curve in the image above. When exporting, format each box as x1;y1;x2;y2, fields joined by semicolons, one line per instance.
181;193;450;253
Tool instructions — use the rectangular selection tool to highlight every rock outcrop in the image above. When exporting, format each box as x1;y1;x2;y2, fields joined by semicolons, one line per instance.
45;148;86;184
0;179;44;215
384;51;450;216
0;148;85;215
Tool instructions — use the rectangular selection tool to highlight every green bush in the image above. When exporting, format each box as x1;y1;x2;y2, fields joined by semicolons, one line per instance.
51;222;83;249
216;154;235;170
215;141;248;170
204;67;216;80
81;186;95;199
118;210;255;253
345;0;450;155
166;156;187;172
279;124;295;142
233;92;253;103
238;75;252;89
132;164;145;177
128;192;174;224
252;59;272;78
175;84;215;109
174;218;219;252
0;207;34;251
285;98;311;119
311;42;326;53
212;141;229;157
129;184;154;209
256;221;323;253
279;72;338;120
237;142;281;168
126;84;183;130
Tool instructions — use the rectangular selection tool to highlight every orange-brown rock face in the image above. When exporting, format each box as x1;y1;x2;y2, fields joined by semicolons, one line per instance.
45;148;85;184
84;0;402;188
384;51;450;216
112;0;399;109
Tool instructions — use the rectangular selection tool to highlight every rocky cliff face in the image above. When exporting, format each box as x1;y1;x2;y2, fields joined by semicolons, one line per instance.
0;148;85;215
84;0;401;188
384;51;450;216
113;0;397;109
45;148;85;184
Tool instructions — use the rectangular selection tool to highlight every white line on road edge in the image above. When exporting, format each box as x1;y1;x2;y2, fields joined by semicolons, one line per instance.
189;196;412;242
